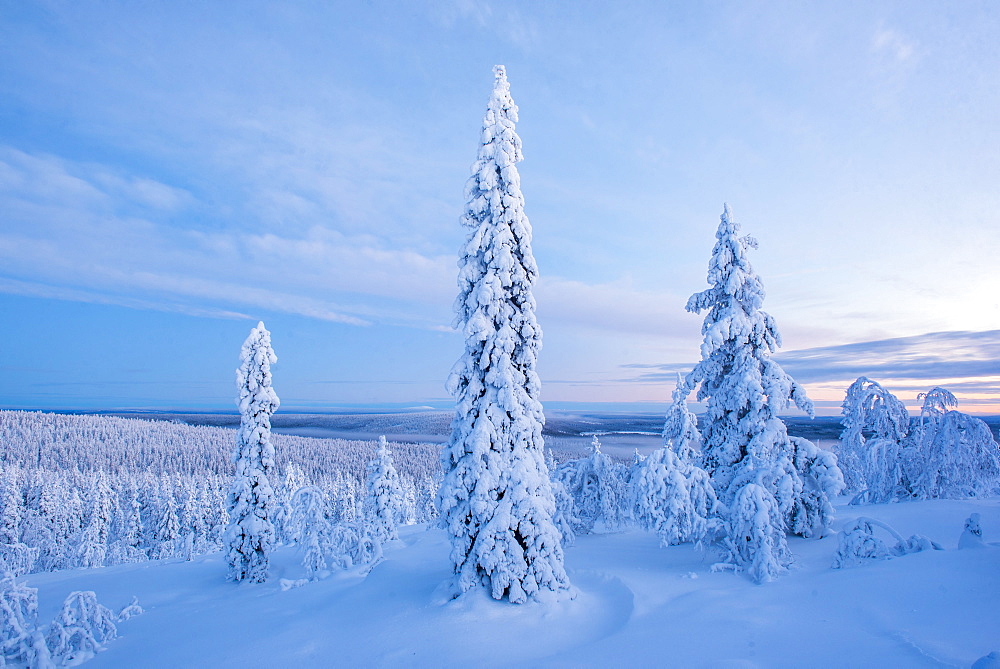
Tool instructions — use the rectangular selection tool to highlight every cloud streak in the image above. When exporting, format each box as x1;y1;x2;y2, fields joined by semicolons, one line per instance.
621;330;1000;396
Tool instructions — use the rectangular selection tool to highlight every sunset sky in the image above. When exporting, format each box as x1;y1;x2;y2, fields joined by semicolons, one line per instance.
2;1;998;414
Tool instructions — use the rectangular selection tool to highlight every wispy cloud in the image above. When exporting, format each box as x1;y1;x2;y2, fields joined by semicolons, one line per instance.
620;330;1000;395
0;146;454;327
872;27;916;64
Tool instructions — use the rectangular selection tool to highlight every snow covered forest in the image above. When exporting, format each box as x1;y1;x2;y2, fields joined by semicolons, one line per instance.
0;410;441;577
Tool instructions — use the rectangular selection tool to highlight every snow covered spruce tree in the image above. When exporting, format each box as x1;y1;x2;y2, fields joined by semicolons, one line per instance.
437;65;570;604
363;436;405;545
553;437;629;535
632;376;719;547
684;204;841;581
225;322;279;583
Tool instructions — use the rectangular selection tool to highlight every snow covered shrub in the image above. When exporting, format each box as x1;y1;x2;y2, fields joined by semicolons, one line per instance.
788;437;843;538
437;65;570;603
631;447;715;546
553;437;629;535
116;597;144;622
363;436;405;545
832;517;942;569
0;575;52;667
325;521;382;571
724;482;790;584
838;377;911;501
959;513;985;550
46;591;118;666
909;409;1000;500
226;322;279;583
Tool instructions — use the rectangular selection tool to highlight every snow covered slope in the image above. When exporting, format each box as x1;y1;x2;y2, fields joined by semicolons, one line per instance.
22;497;1000;668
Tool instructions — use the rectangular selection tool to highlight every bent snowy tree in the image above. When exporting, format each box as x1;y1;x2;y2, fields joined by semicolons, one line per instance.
225;322;279;583
437;65;570;604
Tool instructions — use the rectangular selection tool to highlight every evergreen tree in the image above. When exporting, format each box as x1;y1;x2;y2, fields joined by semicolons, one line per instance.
910;408;1000;500
288;486;329;580
225;321;279;583
155;491;180;560
437;65;570;604
838;377;910;499
553;437;628;535
685;204;836;580
0;471;22;547
632;377;719;546
363;436;405;544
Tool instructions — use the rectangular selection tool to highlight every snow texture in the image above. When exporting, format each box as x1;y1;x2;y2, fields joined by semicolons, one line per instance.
437;65;570;604
225;322;279;583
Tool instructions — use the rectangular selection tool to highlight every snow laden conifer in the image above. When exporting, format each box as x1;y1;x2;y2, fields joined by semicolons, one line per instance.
632;376;719;546
685;204;839;581
437;65;570;604
838;377;911;501
363;436;405;545
909;391;1000;500
225;322;279;583
553;437;629;535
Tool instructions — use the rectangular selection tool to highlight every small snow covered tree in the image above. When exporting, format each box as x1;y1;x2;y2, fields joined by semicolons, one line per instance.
910;409;1000;500
437;65;570;604
0;471;21;545
288;486;329;579
724;481;789;583
684;204;834;577
363;436;405;545
553;437;628;535
0;575;52;667
838;377;911;499
632;377;720;546
959;513;985;549
154;491;180;560
225;321;279;583
46;591;117;665
832;517;941;569
788;437;842;538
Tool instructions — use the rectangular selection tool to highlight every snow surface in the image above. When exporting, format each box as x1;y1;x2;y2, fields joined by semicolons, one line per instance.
21;497;1000;668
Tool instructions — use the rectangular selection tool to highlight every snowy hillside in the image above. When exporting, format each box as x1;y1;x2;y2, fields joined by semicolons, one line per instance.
21;496;1000;667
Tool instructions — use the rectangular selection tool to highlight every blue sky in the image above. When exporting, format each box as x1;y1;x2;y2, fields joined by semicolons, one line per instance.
1;1;998;414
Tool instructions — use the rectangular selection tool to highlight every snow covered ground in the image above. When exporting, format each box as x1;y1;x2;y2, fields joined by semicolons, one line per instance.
24;496;1000;668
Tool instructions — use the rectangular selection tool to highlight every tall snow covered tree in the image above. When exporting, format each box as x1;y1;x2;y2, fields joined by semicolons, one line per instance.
684;204;837;581
225;321;279;583
437;65;570;604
